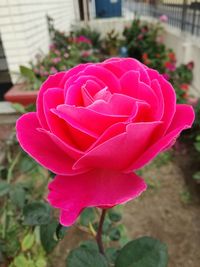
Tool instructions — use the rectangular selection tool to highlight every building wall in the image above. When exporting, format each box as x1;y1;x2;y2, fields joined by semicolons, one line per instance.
163;25;200;97
0;0;78;83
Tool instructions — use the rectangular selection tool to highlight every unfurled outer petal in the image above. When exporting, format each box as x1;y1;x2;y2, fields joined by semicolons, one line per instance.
73;121;162;171
125;104;195;171
16;112;88;175
47;170;147;226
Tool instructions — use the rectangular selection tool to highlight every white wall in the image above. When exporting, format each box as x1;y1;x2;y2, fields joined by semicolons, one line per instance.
0;0;77;83
163;26;200;97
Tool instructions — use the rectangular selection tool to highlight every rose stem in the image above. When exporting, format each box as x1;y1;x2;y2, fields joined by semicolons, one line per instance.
96;208;107;255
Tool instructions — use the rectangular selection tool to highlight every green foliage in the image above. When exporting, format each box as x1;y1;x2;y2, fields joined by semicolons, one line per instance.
0;181;10;197
55;223;68;240
79;208;96;227
105;247;119;265
20;66;35;81
115;236;168;267
21;232;35;251
108;209;122;223
194;135;200;152
180;190;192;204
79;240;99;252
40;220;59;253
11;103;26;114
193;171;200;181
0;133;57;265
9;185;26;209
23;202;52;226
19;65;42;91
123;19;167;71
66;247;108;267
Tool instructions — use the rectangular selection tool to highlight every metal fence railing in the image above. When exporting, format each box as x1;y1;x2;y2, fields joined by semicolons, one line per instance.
123;0;200;37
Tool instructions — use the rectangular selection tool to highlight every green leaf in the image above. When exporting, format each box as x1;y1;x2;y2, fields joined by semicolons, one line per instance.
13;254;29;267
55;223;68;240
194;142;200;152
115;236;168;267
23;201;51;225
0;181;10;197
105;247;119;265
79;208;95;226
21;233;35;251
109;227;121;241
193;171;200;180
108;209;122;222
19;154;38;173
66;247;108;267
12;103;26;114
80;240;98;252
40;220;58;253
35;257;46;267
20;66;35;81
10;186;26;209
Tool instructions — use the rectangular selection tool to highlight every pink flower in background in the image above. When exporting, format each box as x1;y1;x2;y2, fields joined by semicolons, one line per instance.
44;71;49;76
159;14;168;23
49;44;56;50
33;68;39;74
54;49;61;56
187;97;198;107
156;35;164;44
52;57;61;64
81;50;92;58
50;66;58;74
164;61;176;72
187;61;194;70
162;73;170;81
75;35;92;45
137;34;144;40
16;58;194;226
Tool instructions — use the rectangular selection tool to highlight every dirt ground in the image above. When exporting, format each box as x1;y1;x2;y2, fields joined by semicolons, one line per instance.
49;158;200;267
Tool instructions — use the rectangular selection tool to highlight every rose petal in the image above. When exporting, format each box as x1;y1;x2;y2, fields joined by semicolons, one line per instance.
16;112;86;175
82;65;121;93
88;93;138;116
125;104;195;171
52;107;98;151
102;61;125;78
73;121;162;171
43;88;74;144
147;69;176;134
59;63;91;88
53;104;129;136
37;72;65;129
120;71;158;111
47;170;147;226
151;79;164;120
65;75;106;105
110;58;150;85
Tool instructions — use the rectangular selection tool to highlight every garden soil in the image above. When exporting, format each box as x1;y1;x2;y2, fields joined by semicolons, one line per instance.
50;159;200;267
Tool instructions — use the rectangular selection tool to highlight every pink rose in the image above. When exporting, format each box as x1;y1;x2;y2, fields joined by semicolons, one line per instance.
159;14;168;23
16;58;194;226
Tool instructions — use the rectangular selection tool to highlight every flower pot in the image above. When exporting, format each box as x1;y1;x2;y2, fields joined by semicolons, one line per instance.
4;83;38;106
109;47;118;56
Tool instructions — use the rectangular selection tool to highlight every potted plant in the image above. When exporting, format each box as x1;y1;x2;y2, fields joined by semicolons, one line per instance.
104;29;120;56
4;66;41;106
